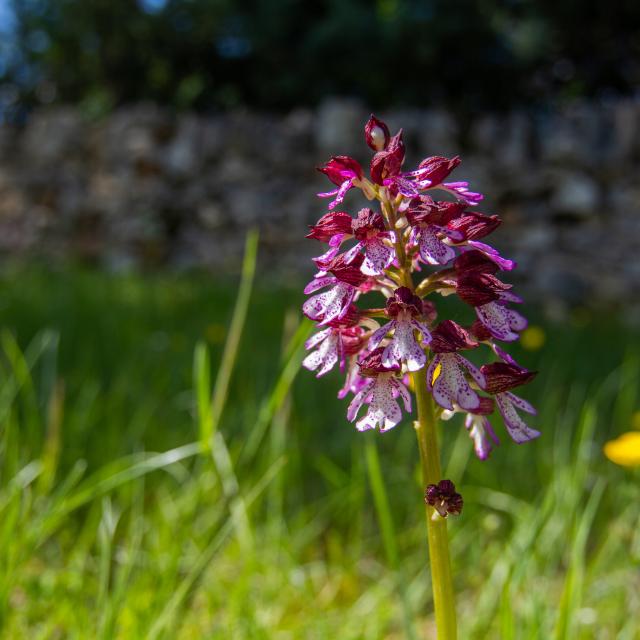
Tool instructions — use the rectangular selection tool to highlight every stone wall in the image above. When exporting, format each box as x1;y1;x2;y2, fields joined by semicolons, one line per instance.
1;99;640;310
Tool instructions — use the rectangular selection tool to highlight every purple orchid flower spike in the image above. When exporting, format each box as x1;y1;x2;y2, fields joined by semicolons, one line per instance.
347;348;412;432
426;320;486;411
303;114;542;634
302;253;367;325
369;287;432;371
481;362;540;443
343;208;396;275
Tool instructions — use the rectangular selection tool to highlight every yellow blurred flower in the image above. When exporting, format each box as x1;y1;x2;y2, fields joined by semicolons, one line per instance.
520;326;546;351
604;431;640;467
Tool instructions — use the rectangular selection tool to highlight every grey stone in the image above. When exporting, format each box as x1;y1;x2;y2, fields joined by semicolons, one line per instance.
0;99;639;307
315;98;366;152
551;172;599;216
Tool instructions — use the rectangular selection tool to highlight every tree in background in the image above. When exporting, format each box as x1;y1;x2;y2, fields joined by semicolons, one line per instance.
1;0;640;119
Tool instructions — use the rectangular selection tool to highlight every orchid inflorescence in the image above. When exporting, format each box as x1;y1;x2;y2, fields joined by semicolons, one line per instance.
302;115;540;461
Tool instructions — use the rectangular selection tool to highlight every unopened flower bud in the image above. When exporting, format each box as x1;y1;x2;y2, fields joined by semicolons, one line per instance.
425;480;463;518
365;115;391;151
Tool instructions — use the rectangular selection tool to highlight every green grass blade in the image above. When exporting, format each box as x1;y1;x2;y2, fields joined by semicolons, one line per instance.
365;437;417;640
193;341;213;451
554;479;605;640
206;228;259;448
146;455;287;640
241;318;312;463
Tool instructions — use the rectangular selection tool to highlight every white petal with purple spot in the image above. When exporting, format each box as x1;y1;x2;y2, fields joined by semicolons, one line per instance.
432;353;480;411
382;318;426;371
418;226;456;265
465;414;499;460
347;379;374;421
343;242;363;264
302;282;355;325
303;275;336;295
304;328;331;351
476;302;523;342
455;354;486;389
355;376;403;432
302;331;340;377
411;319;432;344
369;321;393;350
504;391;536;415
496;393;541;443
391;378;412;413
362;238;395;275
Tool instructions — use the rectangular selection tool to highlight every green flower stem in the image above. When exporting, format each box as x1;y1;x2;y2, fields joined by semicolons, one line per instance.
381;190;457;638
411;366;457;640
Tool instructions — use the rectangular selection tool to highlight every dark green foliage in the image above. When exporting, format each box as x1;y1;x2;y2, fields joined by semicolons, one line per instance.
3;0;640;115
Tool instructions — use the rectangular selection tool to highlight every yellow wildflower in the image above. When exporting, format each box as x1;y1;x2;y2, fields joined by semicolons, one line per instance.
604;432;640;467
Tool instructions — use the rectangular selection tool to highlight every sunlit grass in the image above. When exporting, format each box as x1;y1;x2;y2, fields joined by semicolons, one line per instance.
0;260;638;638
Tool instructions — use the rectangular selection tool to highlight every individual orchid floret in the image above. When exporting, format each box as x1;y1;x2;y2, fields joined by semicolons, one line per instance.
441;396;500;460
425;480;463;518
303;309;367;377
369;287;432;371
406;198;466;266
465;408;500;460
370;130;405;184
386;154;462;199
454;252;526;342
347;348;412;432
454;252;520;304
364;114;391;151
302;253;366;325
343;208;396;275
417;156;461;187
426;320;486;411
481;363;540;444
476;302;527;343
447;210;501;242
317;156;365;209
306;211;353;243
447;211;515;271
306;210;354;263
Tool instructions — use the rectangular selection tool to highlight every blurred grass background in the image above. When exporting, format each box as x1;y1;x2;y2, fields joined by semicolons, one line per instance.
0;243;638;639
